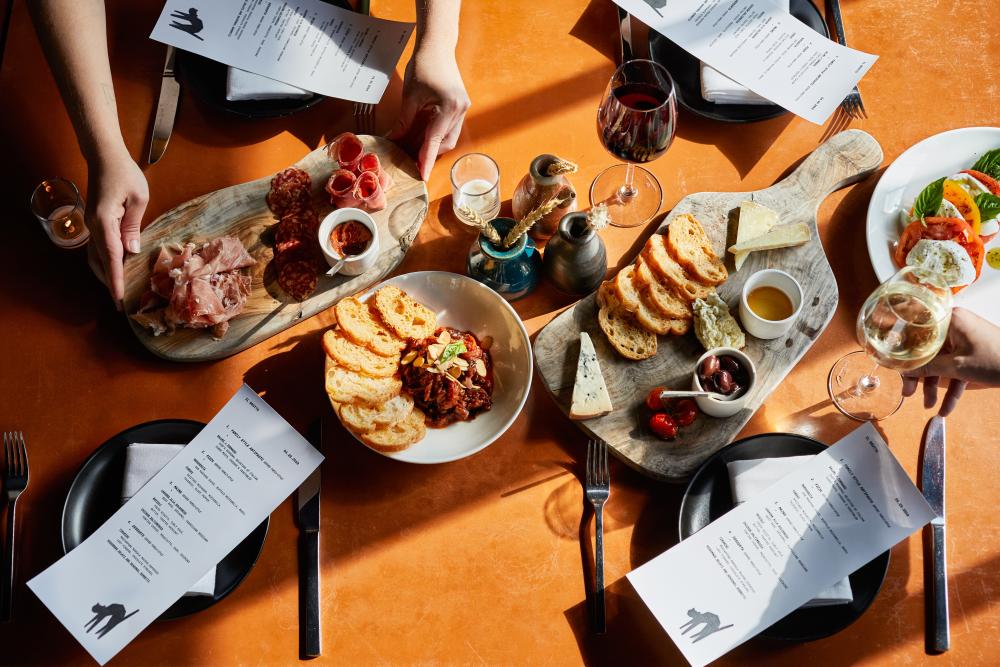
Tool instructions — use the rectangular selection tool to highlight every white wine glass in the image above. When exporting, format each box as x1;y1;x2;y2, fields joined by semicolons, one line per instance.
828;266;953;421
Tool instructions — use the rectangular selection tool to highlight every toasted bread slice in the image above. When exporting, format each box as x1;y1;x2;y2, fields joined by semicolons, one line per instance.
612;265;643;312
613;265;686;335
597;282;657;360
641;234;716;302
359;408;427;452
633;256;692;320
323;329;399;377
335;297;406;357
337;393;414;433
372;285;438;341
325;362;401;404
665;214;728;286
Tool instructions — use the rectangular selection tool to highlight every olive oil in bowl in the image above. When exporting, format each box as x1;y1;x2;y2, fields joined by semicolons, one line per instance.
746;286;794;321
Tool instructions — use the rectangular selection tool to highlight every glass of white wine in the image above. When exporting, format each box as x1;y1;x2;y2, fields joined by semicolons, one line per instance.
828;266;953;421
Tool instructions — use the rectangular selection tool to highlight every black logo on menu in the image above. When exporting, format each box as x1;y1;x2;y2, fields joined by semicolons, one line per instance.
85;603;139;639
640;0;667;17
169;7;205;41
679;608;734;643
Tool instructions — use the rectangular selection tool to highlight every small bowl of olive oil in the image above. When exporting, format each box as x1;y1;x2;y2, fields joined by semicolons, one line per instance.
739;269;803;340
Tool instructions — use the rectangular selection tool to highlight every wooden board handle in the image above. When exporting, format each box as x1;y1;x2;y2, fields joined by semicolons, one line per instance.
774;130;883;204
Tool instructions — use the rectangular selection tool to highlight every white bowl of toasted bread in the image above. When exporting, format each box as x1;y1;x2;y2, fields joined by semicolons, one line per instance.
323;271;532;463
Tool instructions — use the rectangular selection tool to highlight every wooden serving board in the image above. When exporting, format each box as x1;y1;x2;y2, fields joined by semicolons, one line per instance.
123;136;428;362
534;130;883;482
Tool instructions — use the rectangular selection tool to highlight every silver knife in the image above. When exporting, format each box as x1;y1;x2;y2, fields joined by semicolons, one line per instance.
148;46;180;165
617;7;633;65
921;415;949;653
297;421;322;658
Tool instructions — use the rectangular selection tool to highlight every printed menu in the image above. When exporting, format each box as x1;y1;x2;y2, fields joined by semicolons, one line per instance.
28;385;324;665
614;0;877;123
150;0;414;104
627;423;934;667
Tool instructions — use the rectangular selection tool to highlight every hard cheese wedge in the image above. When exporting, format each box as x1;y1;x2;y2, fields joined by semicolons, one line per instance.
734;200;779;270
570;332;613;420
728;222;811;255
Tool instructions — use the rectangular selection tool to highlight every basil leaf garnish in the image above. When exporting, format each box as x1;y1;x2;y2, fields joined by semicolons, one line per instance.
972;148;1000;180
438;341;467;365
912;177;945;221
975;193;1000;222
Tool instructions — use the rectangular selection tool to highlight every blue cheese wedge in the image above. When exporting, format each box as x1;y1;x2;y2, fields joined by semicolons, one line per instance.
570;332;613;420
693;293;746;351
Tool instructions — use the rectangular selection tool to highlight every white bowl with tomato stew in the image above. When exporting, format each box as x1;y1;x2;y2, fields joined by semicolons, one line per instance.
318;208;379;276
866;126;1000;324
351;271;533;464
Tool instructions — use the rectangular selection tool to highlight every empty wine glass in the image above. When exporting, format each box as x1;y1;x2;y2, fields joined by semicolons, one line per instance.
829;266;953;421
590;59;677;228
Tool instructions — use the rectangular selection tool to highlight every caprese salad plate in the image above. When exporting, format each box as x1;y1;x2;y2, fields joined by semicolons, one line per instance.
867;127;1000;323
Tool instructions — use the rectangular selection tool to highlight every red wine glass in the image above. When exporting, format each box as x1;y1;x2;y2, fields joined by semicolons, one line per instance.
591;59;677;228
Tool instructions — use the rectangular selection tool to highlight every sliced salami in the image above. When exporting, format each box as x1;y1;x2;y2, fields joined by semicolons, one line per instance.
267;167;312;216
327;132;364;171
278;260;318;301
276;209;317;244
354;170;387;212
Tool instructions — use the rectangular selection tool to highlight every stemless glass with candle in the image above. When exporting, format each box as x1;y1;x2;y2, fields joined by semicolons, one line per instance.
591;59;677;228
451;153;501;225
828;266;953;421
30;178;90;249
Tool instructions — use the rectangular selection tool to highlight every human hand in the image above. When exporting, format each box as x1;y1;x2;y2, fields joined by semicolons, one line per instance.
902;307;1000;416
85;150;149;309
387;47;469;181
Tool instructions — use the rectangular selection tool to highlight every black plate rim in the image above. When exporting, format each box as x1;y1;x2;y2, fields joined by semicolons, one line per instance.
61;419;270;621
648;0;830;123
678;431;891;642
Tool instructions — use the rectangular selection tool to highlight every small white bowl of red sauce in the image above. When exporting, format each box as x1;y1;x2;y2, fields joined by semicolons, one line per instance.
318;208;380;276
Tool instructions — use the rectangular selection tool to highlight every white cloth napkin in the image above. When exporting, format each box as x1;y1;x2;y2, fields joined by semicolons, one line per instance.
122;443;216;597
699;0;790;105
225;67;312;101
726;455;854;608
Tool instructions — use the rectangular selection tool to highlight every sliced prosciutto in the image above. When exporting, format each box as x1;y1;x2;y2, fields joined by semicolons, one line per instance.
325;169;362;208
327;132;364;172
130;236;256;339
354;170;387;212
358;152;394;190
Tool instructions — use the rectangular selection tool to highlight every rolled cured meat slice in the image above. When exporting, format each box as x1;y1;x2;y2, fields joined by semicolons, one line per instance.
358;152;394;190
354;170;387;212
325;169;362;209
327;132;364;171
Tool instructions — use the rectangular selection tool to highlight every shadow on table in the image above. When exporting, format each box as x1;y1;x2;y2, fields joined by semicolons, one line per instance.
677;109;795;180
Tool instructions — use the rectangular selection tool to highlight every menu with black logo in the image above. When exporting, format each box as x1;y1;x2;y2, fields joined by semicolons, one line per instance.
28;385;323;665
627;423;933;667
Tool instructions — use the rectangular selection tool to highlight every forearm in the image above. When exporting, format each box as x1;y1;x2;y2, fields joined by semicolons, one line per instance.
414;0;460;56
28;0;127;163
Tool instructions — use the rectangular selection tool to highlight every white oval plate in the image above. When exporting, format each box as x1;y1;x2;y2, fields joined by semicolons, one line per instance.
866;126;1000;323
342;271;533;464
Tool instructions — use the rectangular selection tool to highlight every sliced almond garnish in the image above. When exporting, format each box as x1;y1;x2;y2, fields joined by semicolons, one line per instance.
448;365;463;378
401;350;419;365
413;356;425;368
427;343;445;360
475;359;487;376
437;330;451;345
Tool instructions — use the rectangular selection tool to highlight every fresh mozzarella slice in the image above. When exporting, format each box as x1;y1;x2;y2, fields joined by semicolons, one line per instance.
981;217;999;236
947;172;991;199
905;239;976;287
936;198;965;219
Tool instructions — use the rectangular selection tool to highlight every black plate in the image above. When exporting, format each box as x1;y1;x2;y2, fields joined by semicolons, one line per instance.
679;433;890;642
62;420;269;621
174;0;351;118
649;0;830;123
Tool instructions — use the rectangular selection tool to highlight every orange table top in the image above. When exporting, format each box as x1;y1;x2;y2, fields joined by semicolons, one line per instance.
1;0;999;664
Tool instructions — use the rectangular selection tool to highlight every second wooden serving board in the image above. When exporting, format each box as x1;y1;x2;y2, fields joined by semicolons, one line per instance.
122;136;428;362
534;130;884;482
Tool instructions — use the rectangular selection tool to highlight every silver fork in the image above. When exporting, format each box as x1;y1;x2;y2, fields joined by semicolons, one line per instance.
353;102;376;135
585;439;610;634
827;0;867;120
1;432;29;622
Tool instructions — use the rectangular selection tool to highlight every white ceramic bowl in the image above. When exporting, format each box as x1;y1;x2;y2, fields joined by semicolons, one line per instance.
317;208;380;276
349;271;533;464
739;269;803;340
691;347;756;418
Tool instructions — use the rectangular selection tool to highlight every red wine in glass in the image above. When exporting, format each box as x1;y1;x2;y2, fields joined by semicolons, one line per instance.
598;81;676;164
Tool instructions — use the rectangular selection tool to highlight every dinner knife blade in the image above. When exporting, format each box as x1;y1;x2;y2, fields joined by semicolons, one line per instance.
920;415;949;653
148;46;179;165
297;420;322;658
617;7;633;65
